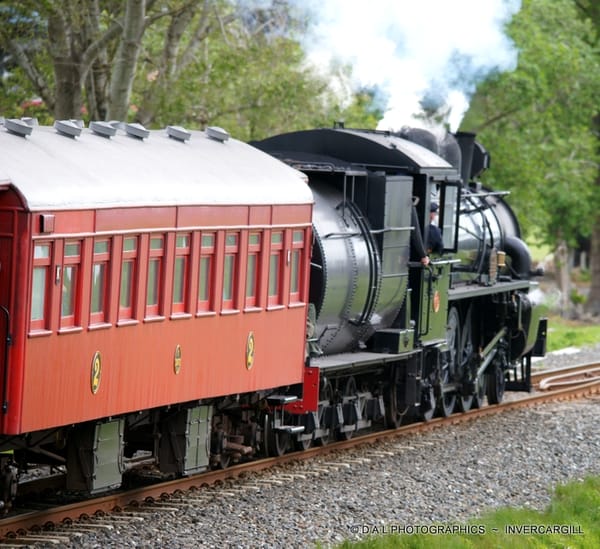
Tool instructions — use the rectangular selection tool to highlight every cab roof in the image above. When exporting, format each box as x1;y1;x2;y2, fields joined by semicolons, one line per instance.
253;128;458;178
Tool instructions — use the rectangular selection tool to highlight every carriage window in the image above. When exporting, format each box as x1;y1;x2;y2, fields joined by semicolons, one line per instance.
222;232;239;311
245;232;261;309
60;241;81;328
90;239;111;324
146;236;164;317
197;233;215;313
119;236;138;321
30;243;52;331
289;230;305;303
173;233;190;314
268;231;283;307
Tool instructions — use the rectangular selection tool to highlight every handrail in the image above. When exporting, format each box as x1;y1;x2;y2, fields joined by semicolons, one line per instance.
0;305;12;414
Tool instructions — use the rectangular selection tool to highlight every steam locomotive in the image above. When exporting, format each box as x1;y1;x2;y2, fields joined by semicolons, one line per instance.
0;118;545;510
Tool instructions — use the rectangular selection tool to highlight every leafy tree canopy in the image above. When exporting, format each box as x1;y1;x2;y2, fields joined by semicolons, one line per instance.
461;0;600;248
0;0;382;139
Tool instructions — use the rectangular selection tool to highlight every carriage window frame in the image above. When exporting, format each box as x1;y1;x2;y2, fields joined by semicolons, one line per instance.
268;231;284;308
118;236;138;324
172;233;191;316
289;229;305;305
59;240;82;331
30;242;52;333
222;232;239;312
145;235;165;319
197;233;215;315
245;232;262;310
90;238;111;326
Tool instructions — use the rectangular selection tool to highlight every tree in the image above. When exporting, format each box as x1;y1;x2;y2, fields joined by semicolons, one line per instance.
574;0;600;316
0;1;381;139
460;0;600;317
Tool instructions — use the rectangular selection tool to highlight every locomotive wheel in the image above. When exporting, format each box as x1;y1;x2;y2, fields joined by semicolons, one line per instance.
448;305;478;413
217;452;231;469
384;384;402;429
446;307;465;413
263;413;290;457
437;338;457;416
437;374;456;418
337;377;357;440
316;381;333;446
472;375;487;409
486;362;506;405
295;436;313;452
420;385;436;421
294;415;313;451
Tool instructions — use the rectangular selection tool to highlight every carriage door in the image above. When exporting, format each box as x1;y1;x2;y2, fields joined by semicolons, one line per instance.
0;211;16;419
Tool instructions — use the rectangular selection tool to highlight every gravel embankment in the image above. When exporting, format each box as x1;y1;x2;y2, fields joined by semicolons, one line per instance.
24;344;600;548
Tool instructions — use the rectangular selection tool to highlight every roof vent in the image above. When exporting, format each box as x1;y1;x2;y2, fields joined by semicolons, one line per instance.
5;118;34;137
206;126;229;143
125;122;150;140
54;119;83;138
21;117;38;126
167;125;191;142
90;121;117;138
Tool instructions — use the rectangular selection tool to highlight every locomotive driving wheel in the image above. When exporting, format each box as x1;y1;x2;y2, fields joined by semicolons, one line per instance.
316;380;334;446
337;376;357;440
472;373;487;408
436;307;459;417
487;360;506;405
437;366;456;417
384;383;403;429
294;414;314;451
448;305;483;413
419;384;436;421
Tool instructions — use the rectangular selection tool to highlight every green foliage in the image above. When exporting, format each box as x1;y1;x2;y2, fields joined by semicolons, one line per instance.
0;1;382;138
337;476;600;548
461;0;600;249
132;3;383;139
544;314;600;351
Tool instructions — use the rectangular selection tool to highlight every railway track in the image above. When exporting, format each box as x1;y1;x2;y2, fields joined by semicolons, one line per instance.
1;361;599;546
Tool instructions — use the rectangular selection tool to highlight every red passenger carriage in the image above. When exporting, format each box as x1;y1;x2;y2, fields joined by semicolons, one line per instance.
0;120;313;498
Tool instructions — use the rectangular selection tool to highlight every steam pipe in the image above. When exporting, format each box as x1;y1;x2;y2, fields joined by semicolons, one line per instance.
504;236;533;280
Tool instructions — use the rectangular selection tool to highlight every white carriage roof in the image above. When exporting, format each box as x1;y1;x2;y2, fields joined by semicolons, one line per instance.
0;123;312;212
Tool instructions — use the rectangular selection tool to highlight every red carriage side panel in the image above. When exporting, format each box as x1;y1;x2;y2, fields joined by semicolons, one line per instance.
0;125;313;435
18;304;307;432
9;202;312;434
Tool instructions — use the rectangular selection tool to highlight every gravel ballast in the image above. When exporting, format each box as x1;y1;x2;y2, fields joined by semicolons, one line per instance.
26;344;600;548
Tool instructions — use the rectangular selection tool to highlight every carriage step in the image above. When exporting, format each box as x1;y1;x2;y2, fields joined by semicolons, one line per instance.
267;394;298;405
274;425;305;434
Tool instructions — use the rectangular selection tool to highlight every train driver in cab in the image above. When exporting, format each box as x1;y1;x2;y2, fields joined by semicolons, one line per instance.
428;202;443;255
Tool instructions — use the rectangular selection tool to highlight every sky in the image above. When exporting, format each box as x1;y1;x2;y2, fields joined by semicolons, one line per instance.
301;0;522;131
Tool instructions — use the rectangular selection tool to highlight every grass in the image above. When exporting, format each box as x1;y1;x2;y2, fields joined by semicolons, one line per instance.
545;314;600;352
336;476;600;548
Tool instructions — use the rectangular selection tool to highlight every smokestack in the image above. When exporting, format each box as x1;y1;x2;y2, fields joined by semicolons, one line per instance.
471;141;490;178
454;131;476;183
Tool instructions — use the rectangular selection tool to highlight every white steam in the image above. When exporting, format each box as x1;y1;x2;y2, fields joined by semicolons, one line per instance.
302;0;521;131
